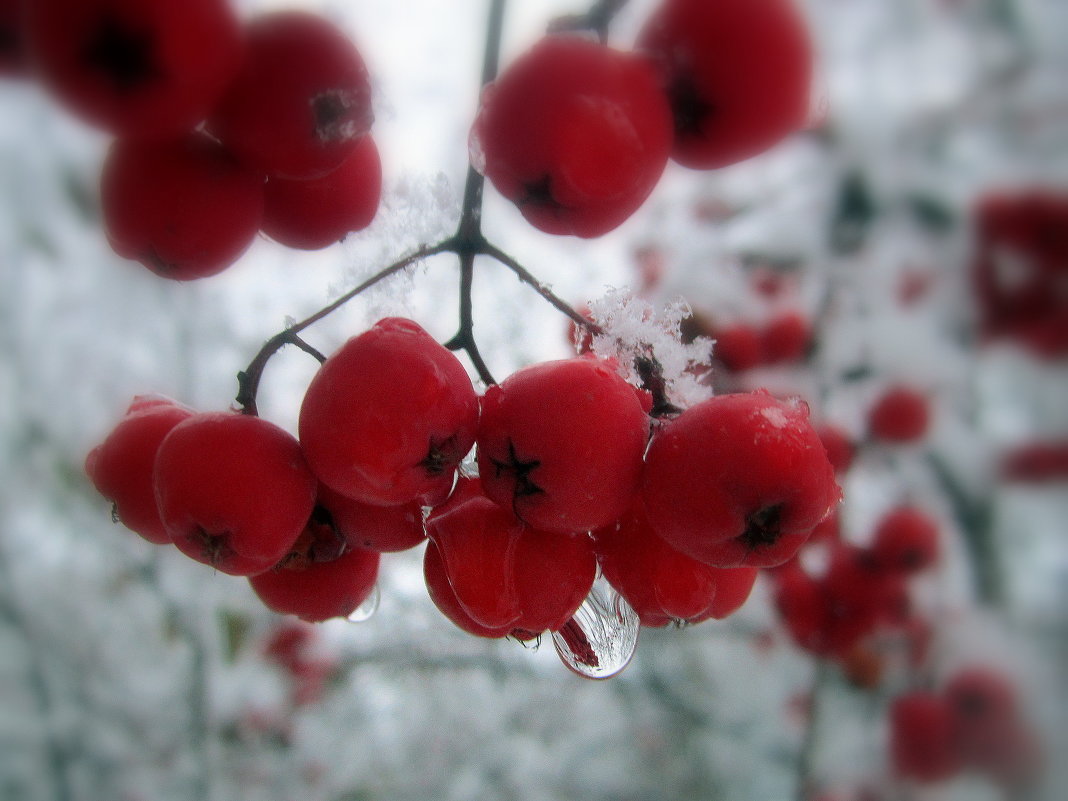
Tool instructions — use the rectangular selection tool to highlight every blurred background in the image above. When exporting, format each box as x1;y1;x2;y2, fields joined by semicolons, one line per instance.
1;1;1065;800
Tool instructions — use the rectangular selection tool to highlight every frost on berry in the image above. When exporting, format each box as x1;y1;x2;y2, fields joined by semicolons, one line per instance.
642;391;841;568
584;288;713;410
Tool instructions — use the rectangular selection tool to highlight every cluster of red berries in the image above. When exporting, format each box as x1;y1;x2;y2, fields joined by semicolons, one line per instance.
475;0;812;237
87;317;841;643
7;0;382;279
691;309;813;374
972;188;1068;359
889;667;1043;790
769;504;940;679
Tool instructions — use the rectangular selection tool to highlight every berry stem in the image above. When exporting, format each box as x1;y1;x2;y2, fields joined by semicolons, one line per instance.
235;242;450;415
548;0;630;44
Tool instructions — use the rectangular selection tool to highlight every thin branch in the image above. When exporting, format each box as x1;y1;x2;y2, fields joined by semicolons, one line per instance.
480;240;605;336
548;0;630;43
235;242;450;414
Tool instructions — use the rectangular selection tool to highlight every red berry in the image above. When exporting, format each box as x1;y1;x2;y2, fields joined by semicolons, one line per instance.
1000;440;1068;483
943;666;1019;764
816;423;855;475
85;395;195;544
25;0;242;137
770;559;829;654
638;0;813;168
594;501;756;627
261;134;381;250
868;385;930;443
316;482;426;553
713;324;763;372
154;412;317;576
422;540;514;639
760;311;811;364
426;494;596;634
208;11;373;179
889;691;962;782
641;392;840;568
101;131;265;280
870;506;940;574
249;544;380;623
0;0;27;75
473;35;672;238
298;318;479;507
476;357;650;533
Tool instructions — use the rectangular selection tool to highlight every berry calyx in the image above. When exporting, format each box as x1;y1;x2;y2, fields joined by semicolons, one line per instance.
153;412;317;576
476;357;650;533
641;392;840;568
298;318;479;507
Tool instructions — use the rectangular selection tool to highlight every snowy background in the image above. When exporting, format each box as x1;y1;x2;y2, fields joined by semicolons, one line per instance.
1;1;1066;800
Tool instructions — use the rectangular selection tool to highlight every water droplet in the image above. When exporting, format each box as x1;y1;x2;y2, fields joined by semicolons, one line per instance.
345;583;380;623
552;576;639;680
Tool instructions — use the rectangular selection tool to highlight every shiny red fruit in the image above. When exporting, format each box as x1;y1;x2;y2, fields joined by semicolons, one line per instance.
642;392;840;568
261;134;381;250
638;0;812;168
299;318;478;507
101;132;264;280
316;482;426;553
595;501;756;627
477;357;650;533
154;412;317;576
85;395;195;544
474;35;672;237
209;11;373;179
249;544;379;623
25;0;242;137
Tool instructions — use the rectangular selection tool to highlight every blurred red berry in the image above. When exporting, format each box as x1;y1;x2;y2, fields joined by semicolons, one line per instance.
868;385;930;443
473;35;672;237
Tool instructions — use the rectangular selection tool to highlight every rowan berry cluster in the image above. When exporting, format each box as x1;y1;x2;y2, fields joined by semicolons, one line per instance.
889;667;1043;791
87;317;841;646
11;0;382;279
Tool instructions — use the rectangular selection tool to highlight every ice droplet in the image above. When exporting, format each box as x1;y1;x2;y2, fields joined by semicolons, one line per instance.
552;576;640;680
345;584;380;624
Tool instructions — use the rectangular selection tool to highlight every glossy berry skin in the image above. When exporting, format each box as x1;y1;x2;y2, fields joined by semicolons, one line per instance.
473;35;672;238
889;691;962;783
101;132;265;280
594;501;757;627
423;540;514;639
868;385;930;443
249;544;380;623
316;482;426;553
25;0;242;137
642;392;840;568
261;134;381;250
638;0;812;169
426;494;596;633
209;11;373;180
85;395;195;544
477;357;650;533
871;506;940;574
298;318;479;507
154;412;317;576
